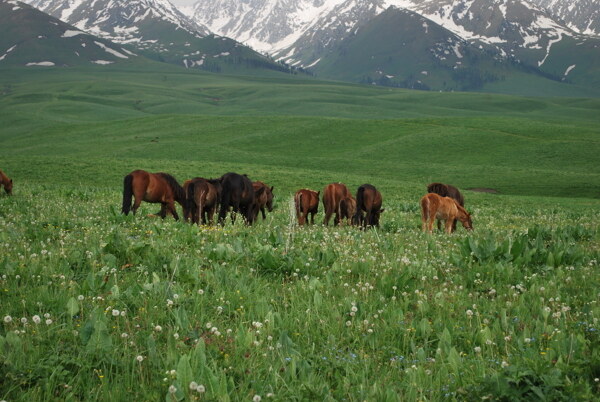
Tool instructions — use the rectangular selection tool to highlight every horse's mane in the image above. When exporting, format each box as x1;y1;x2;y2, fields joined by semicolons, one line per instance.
427;182;449;196
454;200;469;217
158;173;185;202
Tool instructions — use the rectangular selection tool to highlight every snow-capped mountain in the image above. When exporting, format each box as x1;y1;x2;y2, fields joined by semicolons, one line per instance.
187;0;347;54
187;0;599;87
189;0;587;66
0;0;139;67
24;0;209;51
530;0;600;36
20;0;292;74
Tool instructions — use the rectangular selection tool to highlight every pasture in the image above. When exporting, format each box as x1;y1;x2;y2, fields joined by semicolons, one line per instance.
1;65;600;400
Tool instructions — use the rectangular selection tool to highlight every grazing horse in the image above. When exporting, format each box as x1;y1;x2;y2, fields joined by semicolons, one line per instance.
420;193;473;234
322;183;351;226
294;189;320;226
353;184;384;228
252;181;274;220
218;172;263;225
427;182;465;232
184;178;221;225
121;170;185;220
0;170;13;195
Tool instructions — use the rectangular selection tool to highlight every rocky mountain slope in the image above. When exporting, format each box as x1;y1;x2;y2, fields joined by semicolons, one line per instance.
21;0;293;74
0;0;140;67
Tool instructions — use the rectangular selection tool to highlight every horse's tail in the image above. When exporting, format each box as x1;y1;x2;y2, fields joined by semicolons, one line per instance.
197;187;206;225
294;191;303;223
354;186;365;225
122;174;134;215
420;195;429;222
187;181;196;222
218;184;231;225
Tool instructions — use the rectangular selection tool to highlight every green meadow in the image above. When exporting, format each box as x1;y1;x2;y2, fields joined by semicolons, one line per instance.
0;65;599;400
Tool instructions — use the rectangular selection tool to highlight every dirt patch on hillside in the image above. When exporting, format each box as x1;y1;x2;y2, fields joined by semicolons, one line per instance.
468;188;499;194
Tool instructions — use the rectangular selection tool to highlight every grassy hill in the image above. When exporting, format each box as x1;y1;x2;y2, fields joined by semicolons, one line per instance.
0;65;599;401
0;65;599;198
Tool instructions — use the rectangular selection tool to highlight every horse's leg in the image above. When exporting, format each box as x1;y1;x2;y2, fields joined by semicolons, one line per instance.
207;206;215;225
445;219;454;234
132;194;144;215
168;201;179;221
310;211;315;225
323;207;331;226
261;206;266;220
158;203;168;218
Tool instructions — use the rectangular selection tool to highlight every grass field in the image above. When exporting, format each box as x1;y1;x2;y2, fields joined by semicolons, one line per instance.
1;65;599;400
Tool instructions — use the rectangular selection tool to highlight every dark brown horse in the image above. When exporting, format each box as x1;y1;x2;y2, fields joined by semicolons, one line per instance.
322;183;351;226
184;178;221;225
294;189;319;226
252;181;274;220
0;169;13;195
420;193;473;234
427;182;465;232
353;184;384;228
121;170;185;220
218;173;263;225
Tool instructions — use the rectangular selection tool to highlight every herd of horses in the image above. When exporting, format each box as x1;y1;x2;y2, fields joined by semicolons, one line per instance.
118;169;472;233
0;168;473;233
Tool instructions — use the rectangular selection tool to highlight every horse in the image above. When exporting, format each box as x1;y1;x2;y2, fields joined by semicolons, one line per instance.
322;183;351;226
0;170;13;195
420;193;473;234
252;181;274;220
121;170;186;220
217;172;264;225
427;182;465;232
294;189;320;226
184;178;221;225
353;184;384;229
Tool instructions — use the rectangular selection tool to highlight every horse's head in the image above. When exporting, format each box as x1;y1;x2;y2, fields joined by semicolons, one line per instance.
461;213;473;231
266;186;274;212
4;179;12;195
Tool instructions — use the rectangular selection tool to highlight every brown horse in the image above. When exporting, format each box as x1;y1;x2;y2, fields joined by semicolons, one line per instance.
184;178;221;225
353;184;384;228
322;183;351;226
294;189;320;225
252;181;274;220
427;182;465;232
0;170;13;195
420;193;473;234
121;170;186;220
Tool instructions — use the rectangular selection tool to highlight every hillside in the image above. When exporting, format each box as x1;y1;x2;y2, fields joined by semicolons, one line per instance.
0;0;141;67
0;65;598;198
307;7;517;91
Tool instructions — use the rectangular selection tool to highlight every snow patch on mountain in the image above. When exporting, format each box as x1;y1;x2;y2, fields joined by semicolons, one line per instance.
93;41;129;58
26;61;55;66
0;45;17;61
